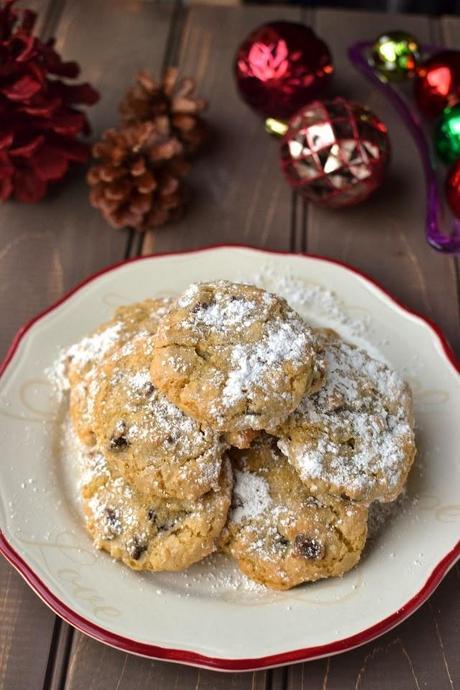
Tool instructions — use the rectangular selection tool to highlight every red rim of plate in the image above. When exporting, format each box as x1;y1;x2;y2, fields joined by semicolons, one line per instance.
0;244;459;672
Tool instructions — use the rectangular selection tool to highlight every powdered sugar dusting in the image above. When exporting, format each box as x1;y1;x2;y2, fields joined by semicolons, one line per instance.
193;297;260;332
278;333;414;502
79;450;109;489
127;369;151;392
87;476;143;538
177;283;199;307
157;281;316;428
222;323;310;407
67;323;122;369
180;282;274;336
231;470;272;523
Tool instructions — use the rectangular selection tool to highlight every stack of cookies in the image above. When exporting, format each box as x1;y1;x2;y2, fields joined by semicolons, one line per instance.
66;281;416;590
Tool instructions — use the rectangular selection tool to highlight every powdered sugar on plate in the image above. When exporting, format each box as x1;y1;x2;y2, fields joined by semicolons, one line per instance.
45;350;70;400
57;413;95;515
243;267;376;350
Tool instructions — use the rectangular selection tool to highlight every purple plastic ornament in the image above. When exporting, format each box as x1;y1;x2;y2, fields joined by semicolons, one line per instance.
348;41;460;254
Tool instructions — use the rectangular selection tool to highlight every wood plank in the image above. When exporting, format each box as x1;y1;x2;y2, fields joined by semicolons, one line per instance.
65;634;268;690
47;0;175;685
441;16;460;56
2;6;455;689
0;4;71;689
302;9;460;356
139;8;460;689
142;5;302;256
285;9;460;690
0;552;59;690
118;6;297;688
0;1;175;689
441;13;460;312
139;6;300;688
0;0;175;358
46;620;75;690
0;0;64;359
285;566;460;690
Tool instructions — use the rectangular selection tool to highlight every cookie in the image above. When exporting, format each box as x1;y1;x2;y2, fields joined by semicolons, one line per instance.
220;440;368;590
85;332;226;501
68;298;172;446
275;330;416;504
150;281;319;434
81;451;232;572
224;429;260;450
67;298;172;386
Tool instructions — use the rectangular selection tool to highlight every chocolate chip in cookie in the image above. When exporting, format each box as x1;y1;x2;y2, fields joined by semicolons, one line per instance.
103;507;122;537
128;536;147;561
143;381;155;397
293;535;324;560
275;533;290;548
109;420;129;450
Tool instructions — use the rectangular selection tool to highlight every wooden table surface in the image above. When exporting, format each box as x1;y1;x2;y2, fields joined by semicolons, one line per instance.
1;1;459;688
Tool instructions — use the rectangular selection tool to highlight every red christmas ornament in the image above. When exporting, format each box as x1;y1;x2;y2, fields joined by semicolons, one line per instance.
0;0;99;203
415;50;460;118
234;21;333;120
446;159;460;218
280;98;390;208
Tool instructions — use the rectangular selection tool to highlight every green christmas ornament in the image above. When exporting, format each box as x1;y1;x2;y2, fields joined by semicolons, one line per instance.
371;31;421;81
434;104;460;164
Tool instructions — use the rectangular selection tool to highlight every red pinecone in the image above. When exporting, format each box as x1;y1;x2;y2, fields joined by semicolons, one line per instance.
0;0;99;203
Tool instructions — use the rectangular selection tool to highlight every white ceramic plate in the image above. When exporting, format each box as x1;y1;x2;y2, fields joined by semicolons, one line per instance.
0;246;459;672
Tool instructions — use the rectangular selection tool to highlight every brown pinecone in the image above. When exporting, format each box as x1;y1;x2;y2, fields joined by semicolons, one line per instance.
119;67;207;155
87;121;189;231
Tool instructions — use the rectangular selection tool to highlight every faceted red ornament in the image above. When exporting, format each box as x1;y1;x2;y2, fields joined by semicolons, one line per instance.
0;0;99;203
280;98;390;208
446;159;460;218
234;21;333;119
415;50;460;118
